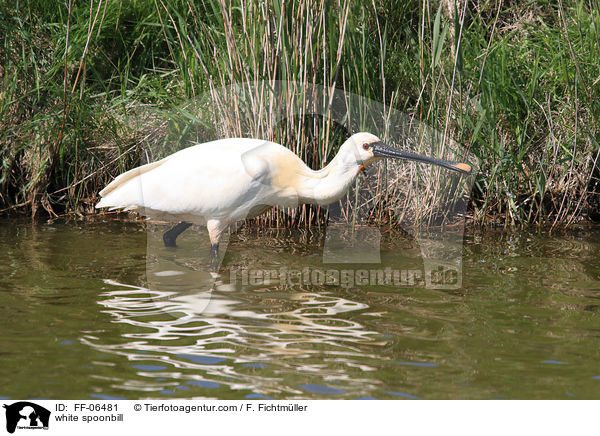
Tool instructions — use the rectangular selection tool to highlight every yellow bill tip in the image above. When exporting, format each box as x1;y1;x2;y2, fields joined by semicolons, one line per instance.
454;163;472;174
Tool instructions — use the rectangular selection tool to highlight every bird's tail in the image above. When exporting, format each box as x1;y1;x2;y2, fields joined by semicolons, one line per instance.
96;158;169;210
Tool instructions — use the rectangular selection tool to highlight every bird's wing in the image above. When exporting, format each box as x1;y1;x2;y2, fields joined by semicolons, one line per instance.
96;139;282;221
98;158;169;198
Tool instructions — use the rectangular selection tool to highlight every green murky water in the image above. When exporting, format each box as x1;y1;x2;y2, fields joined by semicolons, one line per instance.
1;218;599;400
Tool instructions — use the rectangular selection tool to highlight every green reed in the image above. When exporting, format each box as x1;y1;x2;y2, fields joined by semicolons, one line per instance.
0;0;598;227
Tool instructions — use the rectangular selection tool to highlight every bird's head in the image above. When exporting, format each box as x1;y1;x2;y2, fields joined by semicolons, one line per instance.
342;132;471;175
339;132;383;168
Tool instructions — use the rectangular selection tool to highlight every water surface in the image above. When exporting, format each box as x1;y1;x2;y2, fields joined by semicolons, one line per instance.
0;219;599;399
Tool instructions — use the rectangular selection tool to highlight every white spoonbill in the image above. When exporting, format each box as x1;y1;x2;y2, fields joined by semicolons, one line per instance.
96;132;471;258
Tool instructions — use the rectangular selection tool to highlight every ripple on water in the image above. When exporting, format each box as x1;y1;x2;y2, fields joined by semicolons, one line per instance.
90;394;126;400
395;361;438;367
84;277;383;398
131;365;167;371
386;391;421;399
300;384;346;395
186;381;220;389
242;363;268;369
245;393;273;400
175;354;227;365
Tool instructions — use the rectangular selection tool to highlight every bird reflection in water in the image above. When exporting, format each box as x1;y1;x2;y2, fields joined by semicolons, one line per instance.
84;261;387;397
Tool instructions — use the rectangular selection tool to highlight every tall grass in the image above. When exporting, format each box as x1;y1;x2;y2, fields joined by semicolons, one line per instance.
455;0;600;227
0;0;598;228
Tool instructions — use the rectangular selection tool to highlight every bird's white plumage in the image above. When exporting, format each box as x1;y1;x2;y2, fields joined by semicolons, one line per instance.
100;139;271;222
96;131;472;252
99;132;425;249
97;134;381;236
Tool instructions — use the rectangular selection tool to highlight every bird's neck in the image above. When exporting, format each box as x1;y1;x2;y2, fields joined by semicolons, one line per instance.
296;155;361;206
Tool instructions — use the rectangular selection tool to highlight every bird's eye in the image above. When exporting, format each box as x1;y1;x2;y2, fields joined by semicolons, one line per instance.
362;143;370;150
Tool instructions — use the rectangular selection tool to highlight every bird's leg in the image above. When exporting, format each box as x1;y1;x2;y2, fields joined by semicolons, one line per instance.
209;243;219;271
207;219;227;271
163;221;192;247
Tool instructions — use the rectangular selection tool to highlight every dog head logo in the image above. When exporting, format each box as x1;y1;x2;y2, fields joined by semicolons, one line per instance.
3;402;50;434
